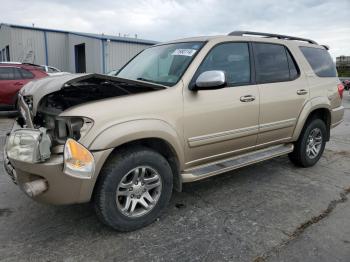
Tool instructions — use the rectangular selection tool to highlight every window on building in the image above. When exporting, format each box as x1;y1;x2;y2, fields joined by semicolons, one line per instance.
300;47;336;77
0;51;2;62
253;43;291;83
6;45;10;61
195;42;251;86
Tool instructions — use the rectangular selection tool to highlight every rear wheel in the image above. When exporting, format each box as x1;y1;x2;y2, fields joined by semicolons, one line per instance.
289;118;327;167
94;146;173;231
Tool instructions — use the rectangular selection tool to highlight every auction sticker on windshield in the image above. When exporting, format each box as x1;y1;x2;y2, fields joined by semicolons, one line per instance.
172;49;197;56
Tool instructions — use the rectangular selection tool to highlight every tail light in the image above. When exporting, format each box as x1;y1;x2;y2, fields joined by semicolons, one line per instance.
338;83;344;99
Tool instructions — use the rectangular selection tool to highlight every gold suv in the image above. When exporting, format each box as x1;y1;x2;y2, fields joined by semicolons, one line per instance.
4;31;345;231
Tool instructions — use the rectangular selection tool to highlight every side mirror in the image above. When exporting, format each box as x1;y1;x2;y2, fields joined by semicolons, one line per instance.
192;70;226;90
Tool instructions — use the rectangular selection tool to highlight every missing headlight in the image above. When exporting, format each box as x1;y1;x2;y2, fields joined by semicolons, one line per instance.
55;117;93;144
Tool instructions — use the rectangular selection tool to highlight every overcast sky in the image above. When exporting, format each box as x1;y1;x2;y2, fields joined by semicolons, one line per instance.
2;0;350;58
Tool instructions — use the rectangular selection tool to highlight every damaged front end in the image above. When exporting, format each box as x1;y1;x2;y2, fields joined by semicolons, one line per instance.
14;73;164;157
4;74;164;201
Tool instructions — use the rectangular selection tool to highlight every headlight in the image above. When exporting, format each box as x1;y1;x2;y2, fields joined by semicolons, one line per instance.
63;138;95;179
6;128;51;163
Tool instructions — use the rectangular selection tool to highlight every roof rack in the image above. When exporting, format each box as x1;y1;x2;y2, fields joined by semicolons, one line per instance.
228;31;318;45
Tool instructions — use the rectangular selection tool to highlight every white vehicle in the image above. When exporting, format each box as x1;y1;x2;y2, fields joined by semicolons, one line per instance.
40;65;70;76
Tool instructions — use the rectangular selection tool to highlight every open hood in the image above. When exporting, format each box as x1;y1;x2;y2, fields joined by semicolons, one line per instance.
20;73;166;115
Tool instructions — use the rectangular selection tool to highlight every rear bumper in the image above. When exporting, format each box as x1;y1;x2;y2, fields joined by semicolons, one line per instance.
331;105;345;128
4;129;113;205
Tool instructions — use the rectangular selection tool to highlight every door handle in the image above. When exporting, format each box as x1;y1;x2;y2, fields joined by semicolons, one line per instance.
240;95;255;102
297;89;308;95
14;82;23;86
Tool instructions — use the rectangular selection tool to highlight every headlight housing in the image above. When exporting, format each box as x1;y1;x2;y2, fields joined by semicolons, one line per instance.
6;128;51;163
55;117;94;144
63;138;95;179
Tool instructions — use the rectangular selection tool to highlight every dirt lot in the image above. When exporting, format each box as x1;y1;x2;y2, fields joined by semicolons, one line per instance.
0;94;349;262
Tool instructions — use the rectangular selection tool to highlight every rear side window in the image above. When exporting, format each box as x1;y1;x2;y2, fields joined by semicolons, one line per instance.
195;42;251;86
253;43;295;83
48;67;59;73
0;67;15;80
13;68;22;79
300;47;336;77
286;50;299;80
19;68;34;79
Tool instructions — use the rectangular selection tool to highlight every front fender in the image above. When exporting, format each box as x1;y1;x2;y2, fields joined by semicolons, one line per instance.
292;96;331;140
89;119;185;169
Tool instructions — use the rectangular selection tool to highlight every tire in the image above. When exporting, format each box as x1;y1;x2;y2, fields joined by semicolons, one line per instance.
288;118;327;167
94;146;173;231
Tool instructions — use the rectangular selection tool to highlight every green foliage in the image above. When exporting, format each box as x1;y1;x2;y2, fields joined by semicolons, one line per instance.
337;67;350;77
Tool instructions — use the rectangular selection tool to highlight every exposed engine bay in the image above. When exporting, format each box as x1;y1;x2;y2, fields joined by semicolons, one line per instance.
18;74;165;146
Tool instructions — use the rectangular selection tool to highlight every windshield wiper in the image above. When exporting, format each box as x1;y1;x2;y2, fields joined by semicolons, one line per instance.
136;77;171;88
137;77;158;84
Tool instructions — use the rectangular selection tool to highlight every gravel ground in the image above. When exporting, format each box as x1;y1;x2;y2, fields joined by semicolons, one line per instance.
0;94;349;262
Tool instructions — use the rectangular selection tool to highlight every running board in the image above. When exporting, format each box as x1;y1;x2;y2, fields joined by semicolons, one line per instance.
181;144;294;183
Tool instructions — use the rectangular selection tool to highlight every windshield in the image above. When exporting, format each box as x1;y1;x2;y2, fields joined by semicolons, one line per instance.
117;42;204;86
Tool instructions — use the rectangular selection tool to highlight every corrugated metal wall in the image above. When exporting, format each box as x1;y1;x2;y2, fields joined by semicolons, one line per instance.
105;41;149;73
9;27;46;64
0;24;154;74
68;34;102;73
0;25;11;61
46;32;69;71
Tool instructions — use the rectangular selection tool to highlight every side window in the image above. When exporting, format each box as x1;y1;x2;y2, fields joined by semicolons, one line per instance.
195;42;251;86
48;67;59;73
253;43;290;83
19;68;34;79
13;68;22;80
300;47;336;77
0;67;15;80
286;49;299;80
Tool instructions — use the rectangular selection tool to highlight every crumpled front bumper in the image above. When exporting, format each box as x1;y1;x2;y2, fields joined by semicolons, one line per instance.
4;124;113;205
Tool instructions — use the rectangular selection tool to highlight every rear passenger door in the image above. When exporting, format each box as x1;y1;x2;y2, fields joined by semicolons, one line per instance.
253;43;308;145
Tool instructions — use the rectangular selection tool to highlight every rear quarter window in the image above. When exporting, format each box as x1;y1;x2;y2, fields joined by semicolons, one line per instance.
19;68;34;79
300;47;336;77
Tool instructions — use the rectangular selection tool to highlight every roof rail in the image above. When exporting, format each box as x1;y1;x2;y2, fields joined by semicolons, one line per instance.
228;31;318;45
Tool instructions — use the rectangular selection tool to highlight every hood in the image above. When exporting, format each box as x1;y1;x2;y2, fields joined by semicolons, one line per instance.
20;73;166;115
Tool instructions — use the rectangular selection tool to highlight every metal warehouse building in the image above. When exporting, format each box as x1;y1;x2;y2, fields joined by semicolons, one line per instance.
0;23;157;73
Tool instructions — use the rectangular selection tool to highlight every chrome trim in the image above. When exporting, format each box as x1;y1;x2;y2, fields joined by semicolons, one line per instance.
259;118;296;133
188;125;259;147
331;119;343;128
331;105;345;113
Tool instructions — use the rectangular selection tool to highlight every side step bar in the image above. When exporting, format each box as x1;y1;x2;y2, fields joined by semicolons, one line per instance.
181;144;294;183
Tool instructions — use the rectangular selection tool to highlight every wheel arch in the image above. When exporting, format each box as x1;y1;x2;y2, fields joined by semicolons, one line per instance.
293;100;331;141
88;119;184;199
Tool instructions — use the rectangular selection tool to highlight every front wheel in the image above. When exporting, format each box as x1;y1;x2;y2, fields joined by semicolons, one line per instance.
94;147;173;231
289;118;327;167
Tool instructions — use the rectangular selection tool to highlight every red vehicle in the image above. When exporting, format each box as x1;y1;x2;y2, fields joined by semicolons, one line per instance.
342;79;350;91
0;63;47;111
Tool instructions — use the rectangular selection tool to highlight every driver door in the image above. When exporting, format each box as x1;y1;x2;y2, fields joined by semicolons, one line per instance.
183;42;260;168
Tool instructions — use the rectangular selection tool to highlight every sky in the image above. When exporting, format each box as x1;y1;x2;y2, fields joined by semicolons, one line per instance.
1;0;349;59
